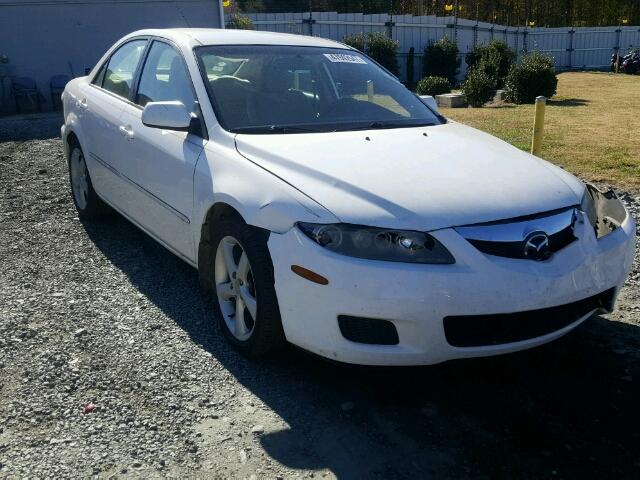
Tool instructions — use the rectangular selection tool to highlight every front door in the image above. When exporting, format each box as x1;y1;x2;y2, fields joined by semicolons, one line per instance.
115;40;205;262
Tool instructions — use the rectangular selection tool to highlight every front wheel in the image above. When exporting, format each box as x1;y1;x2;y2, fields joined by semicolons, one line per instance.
209;219;286;357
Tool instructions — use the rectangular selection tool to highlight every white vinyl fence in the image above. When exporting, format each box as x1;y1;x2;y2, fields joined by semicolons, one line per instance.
229;12;640;83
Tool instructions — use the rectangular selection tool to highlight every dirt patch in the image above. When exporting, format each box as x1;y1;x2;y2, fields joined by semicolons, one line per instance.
1;114;639;478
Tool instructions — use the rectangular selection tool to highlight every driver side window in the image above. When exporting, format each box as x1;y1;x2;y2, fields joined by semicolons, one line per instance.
135;41;196;112
99;40;147;99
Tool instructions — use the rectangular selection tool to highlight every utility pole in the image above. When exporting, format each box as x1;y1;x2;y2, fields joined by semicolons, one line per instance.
385;0;394;39
453;0;459;42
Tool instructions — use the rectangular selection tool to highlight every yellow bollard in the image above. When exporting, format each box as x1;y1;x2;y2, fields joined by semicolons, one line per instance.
367;80;374;102
293;71;300;90
531;96;546;156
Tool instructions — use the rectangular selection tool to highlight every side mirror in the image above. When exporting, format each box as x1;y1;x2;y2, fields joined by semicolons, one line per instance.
418;95;439;113
141;101;192;131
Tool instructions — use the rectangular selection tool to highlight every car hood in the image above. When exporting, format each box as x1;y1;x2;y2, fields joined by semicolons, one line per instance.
234;122;584;231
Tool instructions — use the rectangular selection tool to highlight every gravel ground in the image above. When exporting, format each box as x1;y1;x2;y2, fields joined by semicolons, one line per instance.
1;113;639;479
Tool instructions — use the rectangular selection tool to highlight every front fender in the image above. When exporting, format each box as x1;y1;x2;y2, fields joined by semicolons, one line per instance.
192;140;339;255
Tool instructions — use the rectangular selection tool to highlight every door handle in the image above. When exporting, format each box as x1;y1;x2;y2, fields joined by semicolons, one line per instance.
77;98;88;110
118;125;135;140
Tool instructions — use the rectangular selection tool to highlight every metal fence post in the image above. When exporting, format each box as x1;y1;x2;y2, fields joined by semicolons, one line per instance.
523;28;528;53
302;10;315;36
473;22;479;48
385;16;395;39
453;0;459;42
567;29;574;69
614;27;622;59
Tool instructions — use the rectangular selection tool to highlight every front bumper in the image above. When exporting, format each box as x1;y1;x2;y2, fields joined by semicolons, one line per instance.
267;210;636;366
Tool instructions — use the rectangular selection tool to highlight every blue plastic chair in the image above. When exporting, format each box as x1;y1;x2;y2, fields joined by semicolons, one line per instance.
50;75;70;110
11;76;41;113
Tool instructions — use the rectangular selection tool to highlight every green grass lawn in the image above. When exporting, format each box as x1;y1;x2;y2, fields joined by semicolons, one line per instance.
440;72;640;189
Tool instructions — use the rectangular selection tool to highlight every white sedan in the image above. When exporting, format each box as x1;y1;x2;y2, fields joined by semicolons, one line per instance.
61;28;635;365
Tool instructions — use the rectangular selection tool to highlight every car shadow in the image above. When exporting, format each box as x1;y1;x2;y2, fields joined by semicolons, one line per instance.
83;213;640;479
0;112;63;142
548;98;590;107
485;103;517;109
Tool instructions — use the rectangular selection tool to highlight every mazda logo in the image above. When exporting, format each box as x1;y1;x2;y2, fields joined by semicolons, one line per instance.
523;231;550;260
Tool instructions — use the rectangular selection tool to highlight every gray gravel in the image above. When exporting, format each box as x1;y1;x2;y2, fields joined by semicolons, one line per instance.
1;113;639;479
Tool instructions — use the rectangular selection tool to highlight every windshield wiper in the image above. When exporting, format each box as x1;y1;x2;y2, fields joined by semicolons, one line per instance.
230;125;323;134
344;121;438;132
366;121;401;130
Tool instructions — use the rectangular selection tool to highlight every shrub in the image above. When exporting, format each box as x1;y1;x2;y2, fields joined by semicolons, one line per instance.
465;40;515;88
343;32;399;75
423;37;459;84
415;76;451;97
462;65;496;107
226;14;254;30
504;51;558;104
473;48;502;87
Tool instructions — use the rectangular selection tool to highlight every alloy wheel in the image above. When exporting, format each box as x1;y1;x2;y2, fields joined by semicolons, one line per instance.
214;235;258;341
69;148;89;210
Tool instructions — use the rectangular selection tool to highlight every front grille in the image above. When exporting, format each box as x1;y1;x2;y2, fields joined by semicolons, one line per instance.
466;224;575;259
443;289;615;347
338;316;399;345
455;207;578;260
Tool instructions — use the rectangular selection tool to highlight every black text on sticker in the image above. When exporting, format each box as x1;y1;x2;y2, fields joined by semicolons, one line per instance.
323;53;367;64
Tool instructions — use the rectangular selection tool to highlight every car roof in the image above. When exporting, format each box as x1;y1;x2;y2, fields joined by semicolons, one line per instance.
128;28;350;50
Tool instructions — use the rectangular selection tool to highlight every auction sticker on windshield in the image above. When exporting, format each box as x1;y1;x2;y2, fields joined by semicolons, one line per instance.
323;53;367;64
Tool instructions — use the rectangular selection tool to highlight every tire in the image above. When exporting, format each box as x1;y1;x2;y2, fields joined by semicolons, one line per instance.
204;218;286;357
67;140;108;219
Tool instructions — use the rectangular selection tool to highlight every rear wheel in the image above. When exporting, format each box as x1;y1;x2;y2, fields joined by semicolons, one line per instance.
208;218;286;357
67;142;107;219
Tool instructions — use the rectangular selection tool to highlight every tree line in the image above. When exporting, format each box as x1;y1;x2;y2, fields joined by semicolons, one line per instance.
232;0;639;27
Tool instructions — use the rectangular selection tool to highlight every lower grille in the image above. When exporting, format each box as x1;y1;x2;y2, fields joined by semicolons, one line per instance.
338;316;399;345
443;289;615;347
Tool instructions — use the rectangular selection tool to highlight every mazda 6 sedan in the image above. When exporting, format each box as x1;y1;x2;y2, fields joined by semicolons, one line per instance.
61;28;635;365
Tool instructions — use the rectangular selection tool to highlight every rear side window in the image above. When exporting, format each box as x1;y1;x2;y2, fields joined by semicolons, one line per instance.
101;40;147;98
135;41;196;111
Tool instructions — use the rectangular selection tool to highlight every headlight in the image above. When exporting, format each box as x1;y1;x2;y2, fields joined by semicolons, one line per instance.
297;223;455;264
580;184;627;239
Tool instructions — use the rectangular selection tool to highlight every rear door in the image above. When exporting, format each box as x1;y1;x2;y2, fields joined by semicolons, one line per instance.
82;39;148;203
115;39;206;261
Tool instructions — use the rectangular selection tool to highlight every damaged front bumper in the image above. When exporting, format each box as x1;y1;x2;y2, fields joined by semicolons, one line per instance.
582;183;630;239
267;185;636;366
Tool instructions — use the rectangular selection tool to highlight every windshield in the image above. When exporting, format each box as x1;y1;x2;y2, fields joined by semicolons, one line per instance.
195;45;443;133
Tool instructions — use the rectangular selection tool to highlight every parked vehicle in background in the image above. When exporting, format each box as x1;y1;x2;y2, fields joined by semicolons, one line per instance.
611;49;640;74
61;29;635;366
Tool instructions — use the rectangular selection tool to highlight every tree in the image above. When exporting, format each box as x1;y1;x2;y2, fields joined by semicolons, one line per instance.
234;0;640;27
